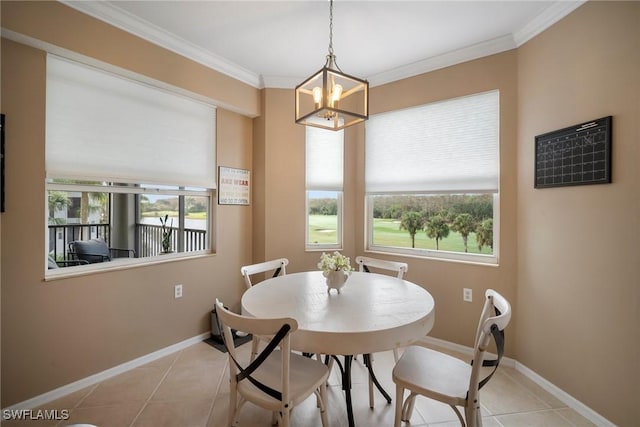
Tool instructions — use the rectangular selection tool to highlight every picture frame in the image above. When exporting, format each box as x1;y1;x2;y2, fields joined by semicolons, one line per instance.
218;166;250;205
1;113;4;213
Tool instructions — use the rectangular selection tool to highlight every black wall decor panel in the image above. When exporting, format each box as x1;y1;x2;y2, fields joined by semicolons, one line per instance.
534;116;612;189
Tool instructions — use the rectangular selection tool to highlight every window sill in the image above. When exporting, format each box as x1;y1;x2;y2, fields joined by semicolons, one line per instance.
365;247;499;267
44;251;214;282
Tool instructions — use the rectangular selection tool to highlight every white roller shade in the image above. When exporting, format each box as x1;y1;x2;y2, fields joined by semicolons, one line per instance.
365;90;499;194
46;55;216;188
306;126;344;191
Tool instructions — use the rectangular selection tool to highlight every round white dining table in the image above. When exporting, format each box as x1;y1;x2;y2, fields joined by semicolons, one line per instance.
241;270;435;427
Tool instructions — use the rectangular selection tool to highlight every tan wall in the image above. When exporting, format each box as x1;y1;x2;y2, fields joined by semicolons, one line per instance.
256;53;519;352
0;3;256;406
516;2;640;425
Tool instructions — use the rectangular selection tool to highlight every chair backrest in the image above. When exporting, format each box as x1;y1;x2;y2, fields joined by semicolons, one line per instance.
69;239;111;263
468;289;512;403
240;258;289;290
214;299;297;404
355;256;408;279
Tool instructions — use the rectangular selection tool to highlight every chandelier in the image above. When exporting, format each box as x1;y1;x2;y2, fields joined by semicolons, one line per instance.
295;0;369;131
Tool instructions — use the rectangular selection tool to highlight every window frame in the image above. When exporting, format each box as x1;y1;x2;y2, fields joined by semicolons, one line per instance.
305;190;344;251
364;192;499;265
364;90;500;265
45;181;214;278
305;125;345;251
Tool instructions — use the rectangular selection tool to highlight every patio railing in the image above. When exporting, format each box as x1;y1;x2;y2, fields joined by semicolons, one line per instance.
48;223;207;261
136;223;207;257
48;223;110;261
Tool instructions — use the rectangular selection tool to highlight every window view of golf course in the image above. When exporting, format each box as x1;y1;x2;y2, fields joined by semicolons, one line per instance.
309;193;494;254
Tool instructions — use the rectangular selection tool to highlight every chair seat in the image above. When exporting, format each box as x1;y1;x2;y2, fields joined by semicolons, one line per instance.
393;346;470;407
237;349;330;410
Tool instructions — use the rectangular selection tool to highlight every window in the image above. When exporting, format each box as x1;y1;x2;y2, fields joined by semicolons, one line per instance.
47;182;211;265
305;126;344;250
365;90;499;263
45;55;216;273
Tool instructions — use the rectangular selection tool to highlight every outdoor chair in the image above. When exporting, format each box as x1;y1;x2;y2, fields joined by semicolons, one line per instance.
392;289;512;427
214;299;329;427
68;239;135;264
355;255;409;408
47;255;89;269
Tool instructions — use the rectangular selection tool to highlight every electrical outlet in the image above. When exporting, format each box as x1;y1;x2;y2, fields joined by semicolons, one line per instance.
463;288;472;302
174;284;183;299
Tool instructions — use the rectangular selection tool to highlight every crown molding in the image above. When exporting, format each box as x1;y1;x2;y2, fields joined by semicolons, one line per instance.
263;34;516;89
367;34;516;88
60;0;585;90
514;0;587;47
60;0;262;88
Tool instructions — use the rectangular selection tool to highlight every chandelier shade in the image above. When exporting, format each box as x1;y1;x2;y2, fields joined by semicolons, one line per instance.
295;0;369;131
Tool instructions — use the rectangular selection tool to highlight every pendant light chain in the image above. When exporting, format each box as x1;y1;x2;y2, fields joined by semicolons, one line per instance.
326;0;342;72
328;0;334;57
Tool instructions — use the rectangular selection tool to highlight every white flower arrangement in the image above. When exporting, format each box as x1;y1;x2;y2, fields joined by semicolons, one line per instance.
317;251;354;277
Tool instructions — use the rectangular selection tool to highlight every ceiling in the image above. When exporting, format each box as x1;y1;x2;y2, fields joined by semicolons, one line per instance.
63;0;585;89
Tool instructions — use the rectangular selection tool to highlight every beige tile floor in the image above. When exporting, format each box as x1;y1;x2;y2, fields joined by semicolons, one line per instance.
5;341;596;427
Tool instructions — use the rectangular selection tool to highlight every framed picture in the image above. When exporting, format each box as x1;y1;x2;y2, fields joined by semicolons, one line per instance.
218;166;250;205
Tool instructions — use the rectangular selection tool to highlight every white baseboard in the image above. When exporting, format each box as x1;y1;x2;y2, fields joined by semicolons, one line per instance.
3;332;211;412
417;336;613;426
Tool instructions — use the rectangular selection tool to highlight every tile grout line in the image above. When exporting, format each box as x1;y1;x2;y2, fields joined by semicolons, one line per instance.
204;354;230;426
501;369;562;412
53;382;101;427
127;349;183;427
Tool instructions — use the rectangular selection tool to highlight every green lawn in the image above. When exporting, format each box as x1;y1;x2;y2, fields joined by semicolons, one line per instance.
308;214;339;244
309;215;492;254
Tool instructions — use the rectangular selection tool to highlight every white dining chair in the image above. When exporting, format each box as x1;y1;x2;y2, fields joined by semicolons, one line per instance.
214;299;330;427
392;289;512;427
240;258;288;290
355;255;409;408
356;255;408;279
240;258;289;358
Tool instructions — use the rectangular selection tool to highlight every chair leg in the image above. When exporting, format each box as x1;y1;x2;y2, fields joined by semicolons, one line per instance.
464;401;481;427
250;336;260;362
319;381;329;427
394;385;405;427
393;348;399;362
228;385;238;426
280;406;290;427
365;353;375;408
368;374;374;409
402;393;417;421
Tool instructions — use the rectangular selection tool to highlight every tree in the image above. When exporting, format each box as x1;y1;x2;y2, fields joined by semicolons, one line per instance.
399;211;424;248
451;213;476;253
425;214;450;250
79;192;107;224
476;218;494;251
48;191;71;224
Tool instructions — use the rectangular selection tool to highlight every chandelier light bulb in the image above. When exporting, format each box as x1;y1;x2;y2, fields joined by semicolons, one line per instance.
331;84;343;104
313;86;323;107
